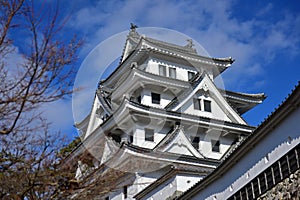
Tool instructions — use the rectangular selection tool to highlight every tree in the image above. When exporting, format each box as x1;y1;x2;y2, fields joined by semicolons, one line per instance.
0;0;82;199
0;120;68;199
0;0;81;135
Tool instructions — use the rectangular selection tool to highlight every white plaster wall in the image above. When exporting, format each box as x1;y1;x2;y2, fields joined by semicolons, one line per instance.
176;174;204;192
167;144;193;156
141;88;174;108
181;95;231;122
142;174;203;200
198;131;234;160
134;125;169;149
110;190;123;200
85;96;103;139
192;107;300;200
145;58;202;81
142;176;177;200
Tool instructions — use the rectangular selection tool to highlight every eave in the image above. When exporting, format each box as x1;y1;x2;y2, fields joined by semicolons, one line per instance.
67;95;255;166
142;37;234;74
221;90;267;115
75;113;90;130
101;34;235;89
112;67;189;101
134;164;212;200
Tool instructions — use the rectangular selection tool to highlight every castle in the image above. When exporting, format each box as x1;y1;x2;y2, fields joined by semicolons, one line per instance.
63;26;300;200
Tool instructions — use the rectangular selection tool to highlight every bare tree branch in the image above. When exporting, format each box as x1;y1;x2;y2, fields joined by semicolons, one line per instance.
0;0;82;135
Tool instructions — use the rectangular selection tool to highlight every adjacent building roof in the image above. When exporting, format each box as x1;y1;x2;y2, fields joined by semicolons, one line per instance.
177;81;300;199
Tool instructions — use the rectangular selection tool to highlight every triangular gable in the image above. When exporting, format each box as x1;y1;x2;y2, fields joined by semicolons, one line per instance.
171;73;246;125
154;126;204;158
100;136;120;165
120;29;140;63
85;94;110;139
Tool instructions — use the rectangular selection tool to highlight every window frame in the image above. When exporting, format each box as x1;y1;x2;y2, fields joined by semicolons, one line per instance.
193;98;201;110
169;67;176;79
145;128;154;142
151;92;161;104
159;65;167;76
204;99;212;112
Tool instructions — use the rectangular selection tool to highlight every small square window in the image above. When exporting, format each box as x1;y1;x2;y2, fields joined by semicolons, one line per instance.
159;65;167;76
193;98;201;110
188;71;196;81
211;140;220;152
204;100;212;112
145;128;154;142
169;67;176;79
151;92;160;104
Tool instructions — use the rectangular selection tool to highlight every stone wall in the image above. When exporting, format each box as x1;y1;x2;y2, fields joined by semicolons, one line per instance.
258;169;300;200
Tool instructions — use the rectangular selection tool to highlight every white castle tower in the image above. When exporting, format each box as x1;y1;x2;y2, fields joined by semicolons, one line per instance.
65;26;265;200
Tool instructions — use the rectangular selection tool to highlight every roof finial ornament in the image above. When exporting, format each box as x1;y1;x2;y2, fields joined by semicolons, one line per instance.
185;38;194;48
130;23;138;32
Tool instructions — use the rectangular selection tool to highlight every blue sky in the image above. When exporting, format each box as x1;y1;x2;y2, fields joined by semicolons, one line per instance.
13;0;300;138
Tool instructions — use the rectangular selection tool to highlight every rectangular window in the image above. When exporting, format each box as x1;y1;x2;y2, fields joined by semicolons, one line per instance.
188;71;196;81
211;140;220;152
145;128;154;142
123;186;127;199
169;67;176;79
191;136;200;149
240;189;246;200
266;168;274;189
193;98;201;110
252;178;259;198
245;183;253;200
280;156;289;179
258;173;267;194
204;100;212;112
151;92;160;104
288;150;298;173
159;65;167;76
273;162;281;184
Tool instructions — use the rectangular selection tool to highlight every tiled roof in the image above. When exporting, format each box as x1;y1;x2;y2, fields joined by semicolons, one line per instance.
177;81;300;199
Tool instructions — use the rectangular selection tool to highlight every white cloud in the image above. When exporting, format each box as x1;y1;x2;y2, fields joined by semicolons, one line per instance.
58;0;300;128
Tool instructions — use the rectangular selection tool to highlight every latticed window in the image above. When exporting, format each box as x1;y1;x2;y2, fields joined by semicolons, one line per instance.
280;156;289;179
169;67;176;78
258;173;267;194
159;65;166;76
193;98;201;110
